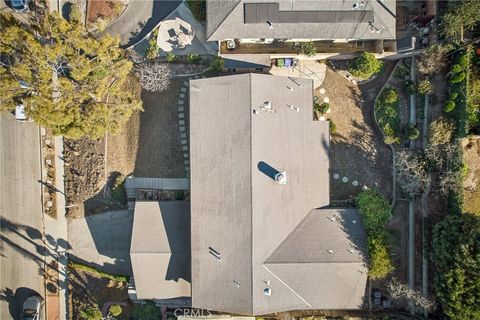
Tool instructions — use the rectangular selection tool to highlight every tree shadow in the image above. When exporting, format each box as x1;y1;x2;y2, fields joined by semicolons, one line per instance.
123;1;182;48
0;287;41;319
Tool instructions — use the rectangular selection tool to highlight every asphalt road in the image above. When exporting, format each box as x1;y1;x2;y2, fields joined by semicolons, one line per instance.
104;0;181;47
0;112;44;320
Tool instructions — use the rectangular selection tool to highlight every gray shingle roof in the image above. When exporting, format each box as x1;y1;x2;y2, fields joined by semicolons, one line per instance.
189;74;367;315
206;0;396;41
130;201;191;300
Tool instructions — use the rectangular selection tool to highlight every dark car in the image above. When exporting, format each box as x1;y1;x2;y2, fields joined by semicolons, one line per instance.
21;295;43;320
11;0;30;12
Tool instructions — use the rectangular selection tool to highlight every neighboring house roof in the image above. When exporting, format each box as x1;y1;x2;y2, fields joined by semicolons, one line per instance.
206;0;396;41
130;201;191;300
189;73;367;315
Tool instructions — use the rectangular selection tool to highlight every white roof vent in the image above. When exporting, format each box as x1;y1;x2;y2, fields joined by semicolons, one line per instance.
275;171;287;185
263;101;272;109
264;288;272;296
288;105;300;112
327;250;334;254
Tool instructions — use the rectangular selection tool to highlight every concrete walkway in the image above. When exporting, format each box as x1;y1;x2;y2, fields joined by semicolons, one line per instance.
42;136;69;320
68;210;133;275
104;0;181;47
270;60;326;88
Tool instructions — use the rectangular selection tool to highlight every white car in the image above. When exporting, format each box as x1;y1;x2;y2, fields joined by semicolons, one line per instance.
21;295;43;320
15;104;29;122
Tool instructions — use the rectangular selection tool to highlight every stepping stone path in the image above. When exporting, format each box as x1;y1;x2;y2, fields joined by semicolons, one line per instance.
323;97;330;103
342;176;348;183
319;88;326;95
177;74;207;178
333;173;340;180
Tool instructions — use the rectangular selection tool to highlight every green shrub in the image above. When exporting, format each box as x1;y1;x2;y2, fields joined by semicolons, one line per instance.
299;41;316;57
417;79;433;95
349;52;383;79
450;92;459;100
314;102;329;114
186;0;206;22
108;304;122;317
458;52;470;67
375;88;400;144
406;124;419;140
444;100;456;112
111;173;126;203
174;190;185;200
452;64;462;73
69;261;129;282
328;119;336;134
451;71;466;83
80;307;102;320
186;53;202;64
356;189;391;233
357;189;394;279
145;38;158;60
166;51;176;62
404;80;417;94
432;214;480;320
368;235;394;279
209;57;224;73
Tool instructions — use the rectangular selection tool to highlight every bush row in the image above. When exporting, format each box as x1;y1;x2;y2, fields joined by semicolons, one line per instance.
69;261;129;282
356;189;394;279
375;87;401;144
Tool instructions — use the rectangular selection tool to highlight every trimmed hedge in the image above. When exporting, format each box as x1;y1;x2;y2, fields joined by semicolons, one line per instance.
375;87;401;144
349;52;383;79
69;261;129;282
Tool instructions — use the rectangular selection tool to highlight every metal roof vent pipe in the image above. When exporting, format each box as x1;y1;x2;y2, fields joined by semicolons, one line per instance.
264;288;272;296
275;171;287;185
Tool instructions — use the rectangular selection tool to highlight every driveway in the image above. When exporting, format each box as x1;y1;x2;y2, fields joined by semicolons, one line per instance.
0;112;44;320
104;0;181;47
67;210;133;275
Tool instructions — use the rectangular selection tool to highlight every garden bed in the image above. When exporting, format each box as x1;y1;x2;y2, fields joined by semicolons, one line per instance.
87;0;127;25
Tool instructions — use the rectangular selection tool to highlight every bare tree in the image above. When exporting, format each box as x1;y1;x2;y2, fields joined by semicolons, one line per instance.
395;150;430;195
387;279;436;312
135;62;172;92
425;143;463;194
417;44;449;75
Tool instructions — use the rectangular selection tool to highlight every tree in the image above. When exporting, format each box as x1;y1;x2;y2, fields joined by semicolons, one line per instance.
349;52;383;79
387;279;435;312
429;118;455;145
395;150;429;195
417;44;450;75
440;0;480;41
356;189;391;234
108;304;122;317
432;214;480;320
135;62;172;92
80;307;102;320
417;79;433;95
186;0;206;22
0;12;142;139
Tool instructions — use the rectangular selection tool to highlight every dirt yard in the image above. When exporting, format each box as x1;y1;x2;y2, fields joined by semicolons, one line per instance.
87;0;126;24
317;66;394;201
462;136;480;215
68;267;131;320
133;79;185;178
64;74;185;218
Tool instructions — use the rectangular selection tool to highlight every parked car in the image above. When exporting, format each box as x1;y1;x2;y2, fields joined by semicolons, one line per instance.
11;0;30;12
15;104;29;122
21;295;43;320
